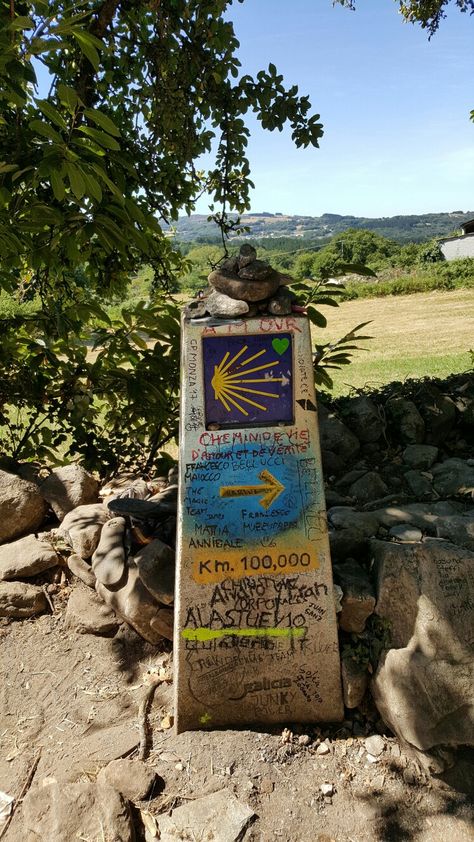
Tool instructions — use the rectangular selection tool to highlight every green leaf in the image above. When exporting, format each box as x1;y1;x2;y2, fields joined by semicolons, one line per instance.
50;169;65;201
71;30;100;72
0;163;19;174
306;307;327;328
57;83;80;112
84;108;120;137
66;164;86;200
35;99;68;130
78;126;120;150
82;172;102;203
29;119;63;143
8;16;35;30
89;163;123;200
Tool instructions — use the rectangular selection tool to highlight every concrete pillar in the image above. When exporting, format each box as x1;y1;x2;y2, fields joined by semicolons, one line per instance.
174;313;343;731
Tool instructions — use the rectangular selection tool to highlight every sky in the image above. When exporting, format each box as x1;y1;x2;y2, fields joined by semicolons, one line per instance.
194;0;474;217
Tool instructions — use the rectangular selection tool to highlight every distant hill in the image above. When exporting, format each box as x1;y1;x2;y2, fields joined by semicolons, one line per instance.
170;211;474;244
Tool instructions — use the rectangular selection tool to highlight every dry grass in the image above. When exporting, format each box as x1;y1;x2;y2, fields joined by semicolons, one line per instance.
316;289;474;395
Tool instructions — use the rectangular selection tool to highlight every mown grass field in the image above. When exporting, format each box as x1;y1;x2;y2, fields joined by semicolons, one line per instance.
316;288;474;396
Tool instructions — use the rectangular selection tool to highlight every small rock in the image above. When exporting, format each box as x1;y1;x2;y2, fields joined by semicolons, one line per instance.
67;553;96;588
318;403;360;461
267;286;294;316
0;581;47;618
65;587;120;635
431;458;474;497
0;533;60;581
364;734;385;757
205;290;250;318
134;538;175;605
417;384;456;445
92;517;126;586
349;472;388;505
386;397;425;444
334;560;376;633
237;244;257;268
0;469;47;544
156;789;255;842
403;445;439;471
237;258;272;280
298;734;311;746
316;742;330;755
97;758;158;802
40;465;99;520
320;783;334;796
389;524;423;543
59;504;110;559
404;470;433;499
366;753;379;764
341;658;369;709
340;396;384;443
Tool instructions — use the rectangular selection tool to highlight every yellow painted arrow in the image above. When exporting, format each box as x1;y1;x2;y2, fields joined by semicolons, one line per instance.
219;469;285;510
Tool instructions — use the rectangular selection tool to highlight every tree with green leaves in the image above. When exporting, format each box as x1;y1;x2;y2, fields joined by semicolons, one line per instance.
0;1;325;474
335;0;474;35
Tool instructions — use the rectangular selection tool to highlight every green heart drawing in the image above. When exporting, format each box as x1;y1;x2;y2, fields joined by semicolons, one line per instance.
272;337;289;355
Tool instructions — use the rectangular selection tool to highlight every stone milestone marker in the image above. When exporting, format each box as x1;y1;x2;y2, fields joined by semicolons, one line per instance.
174;313;343;732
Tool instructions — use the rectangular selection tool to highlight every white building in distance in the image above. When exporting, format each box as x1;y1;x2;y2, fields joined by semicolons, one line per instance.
439;219;474;260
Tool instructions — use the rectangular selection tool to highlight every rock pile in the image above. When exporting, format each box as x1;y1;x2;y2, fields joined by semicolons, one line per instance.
320;371;474;770
185;244;298;319
0;463;178;642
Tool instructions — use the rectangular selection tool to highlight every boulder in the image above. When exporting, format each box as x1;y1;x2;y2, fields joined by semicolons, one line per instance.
327;507;379;536
0;469;47;544
386;397;425;444
402;444;438;470
92;516;127;586
40;465;99;520
0;581;47;618
431;458;474;497
340;396;384;443
389;524;423;543
96;561;173;643
22;777;135;842
318;403;360;462
0;533;60;581
348;472;388;505
65;586;120;635
417;384;457;445
404;470;433;499
435;514;474;551
371;538;474;754
59;504;110;559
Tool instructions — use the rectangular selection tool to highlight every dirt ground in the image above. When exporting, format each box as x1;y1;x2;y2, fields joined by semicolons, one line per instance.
1;585;473;842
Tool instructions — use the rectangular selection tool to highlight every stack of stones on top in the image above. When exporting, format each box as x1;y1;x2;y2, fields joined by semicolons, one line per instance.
185;244;297;320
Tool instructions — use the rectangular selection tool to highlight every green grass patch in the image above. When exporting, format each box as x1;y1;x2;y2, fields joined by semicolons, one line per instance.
328;351;472;397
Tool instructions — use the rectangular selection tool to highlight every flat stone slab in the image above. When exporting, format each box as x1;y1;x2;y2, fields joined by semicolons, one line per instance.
175;314;343;731
156;789;255;842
